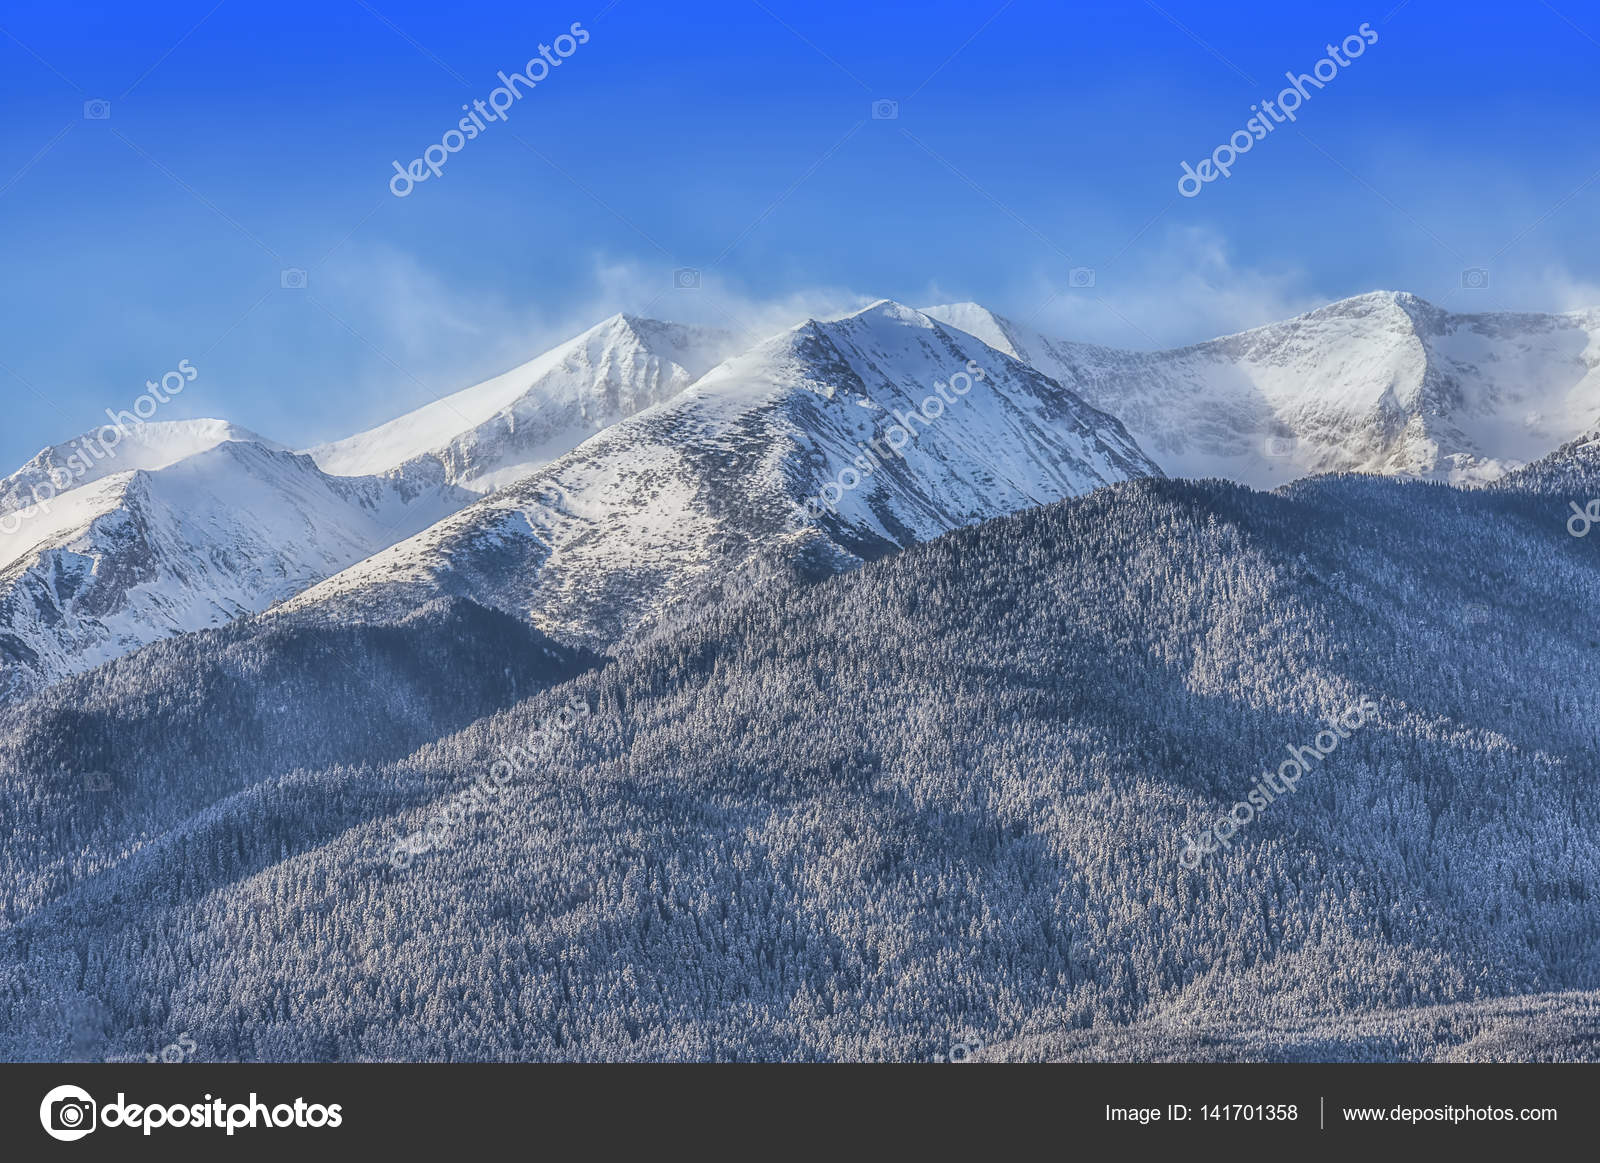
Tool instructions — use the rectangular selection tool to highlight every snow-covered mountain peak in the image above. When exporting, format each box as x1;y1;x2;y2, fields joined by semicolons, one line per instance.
11;288;1600;704
920;299;1016;346
1312;287;1425;314
0;430;469;702
2;302;1161;699
306;313;742;492
834;297;932;326
282;300;1161;646
0;418;281;517
927;292;1600;487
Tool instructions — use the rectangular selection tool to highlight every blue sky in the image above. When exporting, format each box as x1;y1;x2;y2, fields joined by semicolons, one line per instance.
2;0;1598;468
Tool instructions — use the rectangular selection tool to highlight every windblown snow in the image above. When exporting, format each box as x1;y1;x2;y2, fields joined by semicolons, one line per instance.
307;314;742;492
280;300;1160;645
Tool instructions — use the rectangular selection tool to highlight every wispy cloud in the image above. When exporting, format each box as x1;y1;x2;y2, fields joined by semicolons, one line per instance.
303;247;873;445
971;227;1327;350
297;233;1600;453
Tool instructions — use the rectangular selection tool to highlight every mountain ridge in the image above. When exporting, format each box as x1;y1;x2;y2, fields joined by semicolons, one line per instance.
926;290;1600;488
306;312;742;492
6;287;1598;700
5;453;1598;1060
277;299;1161;645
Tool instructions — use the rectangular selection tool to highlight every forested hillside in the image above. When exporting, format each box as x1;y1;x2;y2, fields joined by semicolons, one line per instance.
0;598;598;924
2;459;1598;1061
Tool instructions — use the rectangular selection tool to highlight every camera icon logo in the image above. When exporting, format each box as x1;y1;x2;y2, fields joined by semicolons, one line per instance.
40;1085;97;1141
83;771;115;793
1068;267;1096;289
83;99;111;120
1461;267;1490;290
281;268;308;290
871;99;899;120
1263;435;1299;458
935;1037;984;1062
673;267;701;290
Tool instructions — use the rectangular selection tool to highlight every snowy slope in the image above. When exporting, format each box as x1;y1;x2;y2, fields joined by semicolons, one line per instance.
0;419;281;517
13;289;1596;700
1494;421;1600;500
282;300;1160;645
927;292;1600;488
0;430;467;702
0;317;743;700
307;314;741;492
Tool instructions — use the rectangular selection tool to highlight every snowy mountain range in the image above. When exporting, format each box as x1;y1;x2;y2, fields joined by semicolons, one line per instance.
281;300;1159;645
0;317;738;702
5;284;1600;1064
929;291;1600;488
5;427;1598;1062
3;289;1597;699
0;300;1157;693
0;425;468;703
